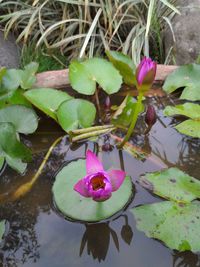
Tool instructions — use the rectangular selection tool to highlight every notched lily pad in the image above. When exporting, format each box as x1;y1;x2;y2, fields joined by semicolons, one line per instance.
163;64;200;101
132;201;200;252
52;159;133;222
106;50;136;85
69;58;122;95
57;99;96;132
24;88;72;120
139;167;200;203
164;103;200;138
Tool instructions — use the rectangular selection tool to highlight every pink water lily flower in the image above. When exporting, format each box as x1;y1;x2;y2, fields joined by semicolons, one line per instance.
136;57;157;92
74;150;126;202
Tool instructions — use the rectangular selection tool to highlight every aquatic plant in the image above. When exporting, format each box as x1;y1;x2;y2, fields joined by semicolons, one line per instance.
74;150;125;202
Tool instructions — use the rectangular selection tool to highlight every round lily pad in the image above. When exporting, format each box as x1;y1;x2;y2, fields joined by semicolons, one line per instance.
52;159;133;222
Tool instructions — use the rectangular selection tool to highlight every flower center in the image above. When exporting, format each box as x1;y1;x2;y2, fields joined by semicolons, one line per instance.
91;175;105;191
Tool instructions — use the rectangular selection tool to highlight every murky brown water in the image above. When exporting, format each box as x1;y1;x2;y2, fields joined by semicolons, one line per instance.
0;96;200;267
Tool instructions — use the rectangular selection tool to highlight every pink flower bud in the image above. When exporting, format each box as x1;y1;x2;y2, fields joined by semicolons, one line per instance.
136;57;157;92
145;105;157;127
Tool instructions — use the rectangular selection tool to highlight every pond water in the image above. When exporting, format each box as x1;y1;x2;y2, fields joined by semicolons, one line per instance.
0;95;200;267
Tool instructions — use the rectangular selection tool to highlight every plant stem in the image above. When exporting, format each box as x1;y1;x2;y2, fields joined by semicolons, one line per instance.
118;92;143;148
71;127;115;142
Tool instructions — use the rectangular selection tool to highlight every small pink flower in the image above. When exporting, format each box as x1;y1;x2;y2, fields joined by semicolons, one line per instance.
74;150;126;202
136;57;157;92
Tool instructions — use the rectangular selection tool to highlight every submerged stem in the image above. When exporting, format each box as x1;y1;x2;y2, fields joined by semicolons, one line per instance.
118;92;143;148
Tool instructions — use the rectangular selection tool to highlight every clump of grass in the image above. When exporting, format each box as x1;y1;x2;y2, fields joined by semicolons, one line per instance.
20;43;66;72
0;0;179;65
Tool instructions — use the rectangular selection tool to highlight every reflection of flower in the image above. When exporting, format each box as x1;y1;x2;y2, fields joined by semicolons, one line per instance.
136;57;157;92
74;150;125;202
79;223;119;262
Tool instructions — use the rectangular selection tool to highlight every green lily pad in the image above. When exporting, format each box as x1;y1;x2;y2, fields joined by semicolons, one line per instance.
69;58;122;95
8;89;32;107
57;99;96;132
164;103;200;138
163;64;200;101
20;62;39;89
24;88;72;120
6;155;27;174
0;156;4;171
52;159;133;222
106;50;136;85
132;201;200;252
164;103;200;120
0;67;7;83
112;95;144;127
0;122;32;162
0;105;38;134
0;220;6;242
2;69;23;91
140;167;200;203
175;119;200;138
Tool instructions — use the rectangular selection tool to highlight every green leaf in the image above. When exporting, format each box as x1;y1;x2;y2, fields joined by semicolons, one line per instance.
8;89;32;107
164;103;200;120
6;155;27;174
0;156;4;171
2;69;23;91
20;62;39;89
164;103;200;138
52;159;133;222
139;167;200;203
112;95;144;127
69;58;122;95
132;201;200;252
0;67;7;83
0;220;6;242
57;99;96;132
106;50;136;85
163;64;200;101
24;88;72;120
0;105;38;134
0;122;32;162
175;120;200;138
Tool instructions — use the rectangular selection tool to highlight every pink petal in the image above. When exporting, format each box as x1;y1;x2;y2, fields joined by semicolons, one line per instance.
74;179;90;197
86;150;104;175
108;170;126;192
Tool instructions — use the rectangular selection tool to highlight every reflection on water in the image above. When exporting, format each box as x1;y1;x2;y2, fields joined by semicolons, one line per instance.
0;96;200;267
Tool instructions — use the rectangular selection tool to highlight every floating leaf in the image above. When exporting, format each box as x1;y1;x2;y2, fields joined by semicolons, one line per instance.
0;122;32;162
0;156;4;171
140;167;200;203
112;95;144;127
52;159;133;222
2;69;23;91
6;155;27;174
69;58;122;95
163;64;200;101
0;105;38;134
164;103;200;120
24;88;72;120
175;120;200;138
8;89;32;107
0;67;7;83
164;103;200;138
0;220;6;242
20;62;39;89
106;50;136;85
57;99;96;132
132;201;200;252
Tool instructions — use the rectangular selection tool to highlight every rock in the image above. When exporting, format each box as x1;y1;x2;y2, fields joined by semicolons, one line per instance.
165;0;200;65
0;30;20;68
